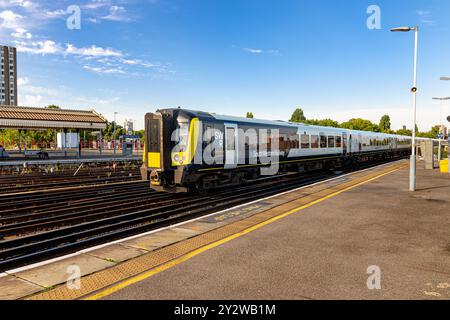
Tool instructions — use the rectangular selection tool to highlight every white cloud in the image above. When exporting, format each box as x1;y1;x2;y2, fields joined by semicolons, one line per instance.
243;47;263;54
22;85;59;96
121;58;157;68
15;39;62;55
83;0;112;10
101;5;132;22
0;0;34;9
16;41;123;59
243;47;281;56
417;10;435;26
66;44;123;58
45;9;67;18
0;10;23;29
11;0;33;9
87;17;100;23
22;94;43;106
11;27;32;39
18;76;59;97
83;65;125;74
17;77;29;86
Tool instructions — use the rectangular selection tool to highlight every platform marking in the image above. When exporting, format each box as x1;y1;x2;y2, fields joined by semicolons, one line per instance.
85;165;404;300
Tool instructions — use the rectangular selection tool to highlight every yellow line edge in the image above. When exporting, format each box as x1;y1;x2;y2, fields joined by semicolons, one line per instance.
84;165;405;300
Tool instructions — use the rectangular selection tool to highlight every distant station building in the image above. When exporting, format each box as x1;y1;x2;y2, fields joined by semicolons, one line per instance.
0;106;107;155
0;46;17;106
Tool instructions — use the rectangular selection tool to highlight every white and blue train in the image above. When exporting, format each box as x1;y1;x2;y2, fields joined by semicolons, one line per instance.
142;108;421;192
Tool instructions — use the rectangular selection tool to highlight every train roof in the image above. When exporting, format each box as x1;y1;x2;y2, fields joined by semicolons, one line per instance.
160;108;433;141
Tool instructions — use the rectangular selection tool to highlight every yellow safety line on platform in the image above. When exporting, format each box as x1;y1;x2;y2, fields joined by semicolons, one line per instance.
85;164;405;300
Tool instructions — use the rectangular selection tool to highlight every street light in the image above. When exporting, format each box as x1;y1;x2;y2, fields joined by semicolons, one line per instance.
391;26;419;191
113;111;118;155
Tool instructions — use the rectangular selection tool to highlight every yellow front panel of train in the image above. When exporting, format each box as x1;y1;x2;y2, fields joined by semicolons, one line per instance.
148;152;161;168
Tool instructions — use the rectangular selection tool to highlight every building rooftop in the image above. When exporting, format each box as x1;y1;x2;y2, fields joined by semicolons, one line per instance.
0;106;107;130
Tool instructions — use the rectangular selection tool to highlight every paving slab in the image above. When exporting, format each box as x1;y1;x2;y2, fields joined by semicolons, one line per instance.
86;244;149;263
121;228;198;251
13;254;115;288
0;275;43;300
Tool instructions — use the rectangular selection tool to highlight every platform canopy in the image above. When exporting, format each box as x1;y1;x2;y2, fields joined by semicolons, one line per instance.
0;106;107;130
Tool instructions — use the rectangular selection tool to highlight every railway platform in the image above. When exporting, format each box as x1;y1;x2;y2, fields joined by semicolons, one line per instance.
3;160;450;300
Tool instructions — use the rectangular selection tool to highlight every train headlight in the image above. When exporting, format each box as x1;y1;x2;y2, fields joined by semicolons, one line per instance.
174;154;180;162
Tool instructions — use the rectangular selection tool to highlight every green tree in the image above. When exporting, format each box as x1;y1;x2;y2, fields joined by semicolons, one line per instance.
341;118;380;132
103;121;125;141
47;104;60;109
417;125;440;138
395;128;412;136
379;115;391;133
304;119;340;128
289;108;306;123
246;112;254;118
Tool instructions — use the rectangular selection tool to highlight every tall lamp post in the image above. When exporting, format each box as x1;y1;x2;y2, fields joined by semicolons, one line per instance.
113;111;118;155
391;26;419;191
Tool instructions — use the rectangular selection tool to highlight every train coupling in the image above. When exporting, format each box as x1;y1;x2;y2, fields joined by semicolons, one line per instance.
150;170;162;186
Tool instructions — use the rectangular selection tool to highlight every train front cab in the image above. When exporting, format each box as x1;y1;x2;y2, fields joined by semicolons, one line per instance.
142;112;181;192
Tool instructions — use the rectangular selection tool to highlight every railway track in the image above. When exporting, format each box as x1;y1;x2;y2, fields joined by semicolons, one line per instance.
0;166;141;194
0;157;406;272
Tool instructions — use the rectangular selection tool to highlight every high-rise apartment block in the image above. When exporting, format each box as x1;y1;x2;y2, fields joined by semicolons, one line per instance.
0;46;17;106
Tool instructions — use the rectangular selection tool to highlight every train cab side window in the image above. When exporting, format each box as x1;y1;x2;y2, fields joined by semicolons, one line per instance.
335;136;342;148
311;135;319;148
301;134;310;149
175;122;189;152
327;136;335;148
320;135;327;148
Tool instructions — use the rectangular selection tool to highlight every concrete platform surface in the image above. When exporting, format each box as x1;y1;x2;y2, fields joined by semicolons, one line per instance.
103;164;450;300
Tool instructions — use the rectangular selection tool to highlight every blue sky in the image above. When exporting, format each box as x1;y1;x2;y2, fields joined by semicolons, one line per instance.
1;0;450;131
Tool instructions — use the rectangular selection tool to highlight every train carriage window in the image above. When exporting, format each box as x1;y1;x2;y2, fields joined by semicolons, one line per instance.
226;127;235;150
327;136;335;148
289;133;299;149
311;135;319;148
320;135;327;148
301;134;310;149
279;134;289;152
335;136;342;148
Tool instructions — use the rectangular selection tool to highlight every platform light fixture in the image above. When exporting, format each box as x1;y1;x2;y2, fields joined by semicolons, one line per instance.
391;26;419;191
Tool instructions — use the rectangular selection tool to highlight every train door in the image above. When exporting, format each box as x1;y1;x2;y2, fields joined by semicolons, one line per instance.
348;134;353;154
342;133;348;155
146;113;162;169
224;123;238;168
358;134;362;153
